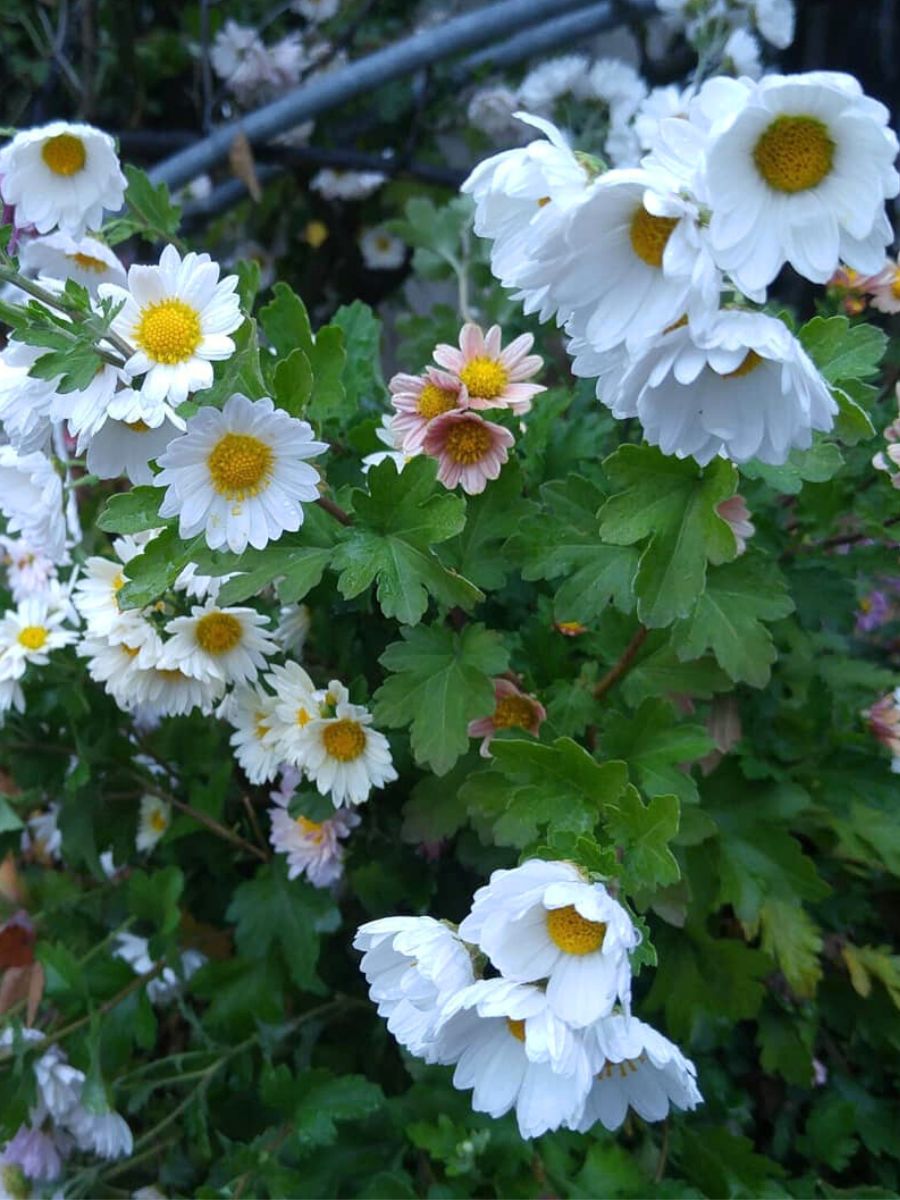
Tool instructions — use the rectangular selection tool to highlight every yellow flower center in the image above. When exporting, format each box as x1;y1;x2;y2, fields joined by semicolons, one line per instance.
546;905;607;956
492;693;536;730
41;133;86;176
126;421;151;433
254;716;270;740
149;810;168;833
443;420;494;465
112;573;125;592
753;115;835;194
304;220;329;248
122;644;141;659
134;298;202;365
296;815;326;844
629;206;679;269
17;625;48;651
722;350;764;379
296;706;311;727
194;611;243;655
207;433;274;500
506;1018;526;1042
537;196;551;208
158;668;187;681
375;235;392;252
322;718;366;762
458;357;509;400
890;271;900;300
68;252;108;273
417;381;459;420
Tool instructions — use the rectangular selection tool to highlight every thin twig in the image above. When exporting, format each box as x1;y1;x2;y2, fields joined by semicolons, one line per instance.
316;495;353;527
593;626;648;701
240;793;268;853
142;782;270;864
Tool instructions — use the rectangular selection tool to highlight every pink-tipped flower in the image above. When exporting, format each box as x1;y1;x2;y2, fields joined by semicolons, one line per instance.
864;258;900;314
388;366;469;453
467;677;546;757
433;323;544;413
717;494;755;556
423;410;514;495
268;803;360;888
827;265;870;315
865;690;900;761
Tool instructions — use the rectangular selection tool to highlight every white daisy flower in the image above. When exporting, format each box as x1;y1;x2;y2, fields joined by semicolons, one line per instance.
431;977;594;1139
262;660;320;767
0;678;25;726
353;916;475;1060
358;226;406;270
19;231;126;293
467;86;523;143
723;28;762;79
0;447;66;561
274;603;311;656
52;369;128;452
634;84;695;153
22;802;62;862
104;384;186;436
0;338;58;454
517;55;590;113
99;244;242;406
297;699;397;807
457;859;640;1028
568;1014;703;1132
362;414;410;475
33;1044;86;1123
0;121;126;236
136;794;171;852
156;393;328;553
112;931;204;1004
592;308;837;465
131;663;225;719
85;415;180;485
67;1108;133;1161
0;598;77;681
73;554;130;636
752;0;795;49
704;72;900;293
173;561;228;602
310;168;386;200
269;803;360;887
0;536;58;602
161;603;276;684
228;683;283;784
584;58;647;118
77;634;152;710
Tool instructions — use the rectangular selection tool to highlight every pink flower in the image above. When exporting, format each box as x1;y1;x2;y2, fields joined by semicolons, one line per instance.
422;411;514;495
467;677;546;757
268;804;360;887
2;1124;66;1182
433;323;544;413
864;259;900;314
865;690;900;759
716;494;755;555
388;367;468;453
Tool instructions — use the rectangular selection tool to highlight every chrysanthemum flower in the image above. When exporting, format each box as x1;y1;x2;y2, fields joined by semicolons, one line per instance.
358;226;406;270
0;447;66;562
705;72;899;292
310;167;386;200
136;795;171;852
1;1124;66;1182
68;1108;133;1161
133;663;225;719
0;338;62;453
593;309;836;466
0;536;58;603
274;603;311;656
458;859;640;1027
433;324;544;413
112;931;204;1004
228;683;283;784
0;121;126;236
269;802;360;887
716;494;756;555
261;660;320;767
353;916;475;1060
467;678;546;757
21;803;62;863
567;1014;703;1132
0;598;77;681
422;411;514;496
85;416;180;485
865;689;900;766
863;257;900;314
389;367;469;453
161;604;276;684
432;977;594;1139
100;244;242;405
297;699;397;807
19;231;126;293
156;393;328;553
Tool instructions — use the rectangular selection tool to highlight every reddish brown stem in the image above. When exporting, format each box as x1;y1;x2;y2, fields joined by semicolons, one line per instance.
593;626;648;701
316;495;353;527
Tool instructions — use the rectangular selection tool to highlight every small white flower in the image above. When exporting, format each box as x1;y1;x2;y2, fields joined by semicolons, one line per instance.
467;86;523;142
68;1108;133;1161
104;384;186;436
100;244;242;406
634;84;695;152
112;931;204;1004
0;447;66;562
269;803;359;886
34;1045;86;1123
21;803;62;862
173;561;229;602
161;604;276;685
310;168;386;200
568;1014;703;1132
752;0;795;48
353;916;475;1060
156;393;328;553
262;660;320;767
298;699;397;807
0;1123;67;1183
0;121;126;236
132;663;225;718
85;416;180;485
19;231;126;293
293;0;341;21
584;58;647;117
358;226;406;270
228;683;284;784
362;414;409;475
0;536;58;602
274;603;311;656
0;339;58;454
517;55;590;113
723;28;762;79
136;794;171;852
0;598;77;681
458;859;640;1027
432;977;594;1139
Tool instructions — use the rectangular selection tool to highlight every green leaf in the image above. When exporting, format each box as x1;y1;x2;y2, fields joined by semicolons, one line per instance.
332;457;481;624
799;314;886;383
105;165;182;245
832;379;877;443
97;486;167;534
305;324;347;425
227;860;339;992
460;737;628;848
842;943;900;1010
758;898;823;998
0;795;23;833
259;282;314;357
373;623;508;775
261;1065;383;1150
670;554;794;688
331;301;386;408
273;348;314;418
604;785;680;892
401;758;475;843
621;631;732;705
740;441;844;494
678;1127;785;1198
598;445;738;627
508;475;638;621
203;318;267;404
443;462;523;591
600;698;712;804
119;529;207;609
128;867;184;936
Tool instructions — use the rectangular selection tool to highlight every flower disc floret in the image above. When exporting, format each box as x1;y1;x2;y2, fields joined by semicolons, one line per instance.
629;207;679;268
194;612;243;654
546;905;607;955
41;133;87;175
417;381;460;419
492;693;539;729
134;299;203;365
458;357;509;401
753;114;835;193
322;718;367;762
207;433;274;499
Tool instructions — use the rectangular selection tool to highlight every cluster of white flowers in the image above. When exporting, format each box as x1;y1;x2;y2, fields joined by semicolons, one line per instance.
356;859;701;1139
658;0;795;54
464;70;899;466
0;1027;132;1189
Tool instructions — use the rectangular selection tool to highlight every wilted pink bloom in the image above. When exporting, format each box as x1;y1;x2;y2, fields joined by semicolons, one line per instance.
388;367;468;452
717;495;755;556
423;411;514;495
855;590;891;633
865;690;900;761
467;678;546;757
2;1124;66;1182
433;323;544;413
864;259;900;314
827;265;870;315
268;804;360;887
